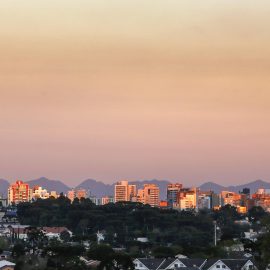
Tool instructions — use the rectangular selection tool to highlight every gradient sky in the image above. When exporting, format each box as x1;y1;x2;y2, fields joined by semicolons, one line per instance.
1;1;270;186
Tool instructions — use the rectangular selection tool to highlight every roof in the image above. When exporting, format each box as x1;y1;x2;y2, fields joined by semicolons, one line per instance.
0;251;12;256
9;227;30;234
0;260;15;267
41;227;70;234
202;259;251;270
180;259;206;268
135;258;254;270
175;268;201;270
136;258;206;270
221;259;251;270
159;258;179;269
135;258;165;270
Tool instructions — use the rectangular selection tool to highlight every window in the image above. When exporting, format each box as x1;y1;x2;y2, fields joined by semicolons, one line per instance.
217;265;221;268
222;265;226;268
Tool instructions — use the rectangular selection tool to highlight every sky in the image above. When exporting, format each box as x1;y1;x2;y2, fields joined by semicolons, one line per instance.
0;1;270;186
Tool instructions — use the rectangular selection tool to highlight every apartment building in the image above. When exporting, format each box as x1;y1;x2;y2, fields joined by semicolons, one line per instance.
8;180;32;205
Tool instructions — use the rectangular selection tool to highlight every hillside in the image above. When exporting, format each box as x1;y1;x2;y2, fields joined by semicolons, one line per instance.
199;179;270;194
0;179;9;197
26;177;71;194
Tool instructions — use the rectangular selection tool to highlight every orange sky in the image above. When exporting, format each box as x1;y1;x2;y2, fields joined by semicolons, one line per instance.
0;1;270;186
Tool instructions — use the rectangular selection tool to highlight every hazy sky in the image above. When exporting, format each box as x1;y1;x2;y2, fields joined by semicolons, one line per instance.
1;1;270;186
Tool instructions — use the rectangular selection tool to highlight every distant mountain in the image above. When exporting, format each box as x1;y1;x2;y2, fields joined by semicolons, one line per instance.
199;179;270;194
2;176;268;200
0;179;9;198
130;179;171;200
26;177;71;194
199;182;226;193
76;179;114;198
76;179;171;200
227;180;270;194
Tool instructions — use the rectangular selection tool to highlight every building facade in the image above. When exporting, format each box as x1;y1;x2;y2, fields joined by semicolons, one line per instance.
167;183;183;208
8;180;32;205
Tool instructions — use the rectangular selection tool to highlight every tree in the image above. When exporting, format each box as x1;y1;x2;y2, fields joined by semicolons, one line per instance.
60;230;71;242
27;227;48;253
43;241;85;270
0;237;9;251
152;246;175;258
87;244;114;261
256;232;270;268
12;243;25;258
248;206;267;222
98;253;134;270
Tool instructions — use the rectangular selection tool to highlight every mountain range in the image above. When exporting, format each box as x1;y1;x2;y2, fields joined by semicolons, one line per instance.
199;179;270;194
1;177;270;200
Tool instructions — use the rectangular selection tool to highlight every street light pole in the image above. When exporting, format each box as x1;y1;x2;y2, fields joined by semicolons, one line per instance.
214;221;217;247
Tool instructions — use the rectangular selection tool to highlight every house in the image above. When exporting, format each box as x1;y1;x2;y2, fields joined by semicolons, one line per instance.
1;211;18;224
0;260;15;270
133;258;257;270
8;226;30;240
202;259;257;270
133;258;206;270
0;251;12;260
41;227;72;240
134;258;165;270
79;257;101;268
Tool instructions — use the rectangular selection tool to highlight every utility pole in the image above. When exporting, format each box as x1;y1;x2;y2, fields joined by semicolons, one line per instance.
213;221;217;247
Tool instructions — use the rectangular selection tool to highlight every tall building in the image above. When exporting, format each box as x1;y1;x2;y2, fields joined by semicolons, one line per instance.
101;196;115;205
137;189;145;204
8;180;32;205
198;193;211;209
32;186;50;200
167;183;183;208
115;181;129;202
138;184;160;207
211;192;221;208
128;184;137;201
67;189;87;201
76;189;87;200
252;189;270;211
114;180;137;202
175;187;197;210
67;190;76;201
221;191;242;207
50;191;58;198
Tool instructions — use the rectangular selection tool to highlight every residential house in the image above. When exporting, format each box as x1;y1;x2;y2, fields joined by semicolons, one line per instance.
133;258;257;270
202;259;256;270
0;251;12;260
41;227;72;240
133;258;205;270
0;260;15;270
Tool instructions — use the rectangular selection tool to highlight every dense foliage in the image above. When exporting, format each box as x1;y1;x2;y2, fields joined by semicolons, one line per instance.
17;196;255;258
17;196;217;255
10;198;270;269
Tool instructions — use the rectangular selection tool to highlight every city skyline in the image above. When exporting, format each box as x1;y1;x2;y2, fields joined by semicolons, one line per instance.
1;1;270;186
6;178;270;214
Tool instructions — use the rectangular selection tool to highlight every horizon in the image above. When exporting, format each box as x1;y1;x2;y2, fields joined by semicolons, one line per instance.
1;176;269;188
1;1;270;186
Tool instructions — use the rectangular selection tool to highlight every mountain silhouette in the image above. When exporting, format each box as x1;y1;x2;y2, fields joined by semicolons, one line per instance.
26;177;70;194
0;179;10;197
199;179;270;194
1;177;269;200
